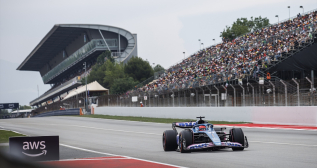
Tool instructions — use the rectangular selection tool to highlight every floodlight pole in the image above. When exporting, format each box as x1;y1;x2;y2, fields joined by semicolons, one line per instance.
84;62;88;112
300;6;304;15
287;6;291;20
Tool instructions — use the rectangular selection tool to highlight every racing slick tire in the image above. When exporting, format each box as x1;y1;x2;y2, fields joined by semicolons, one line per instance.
162;130;178;151
230;128;245;151
179;130;193;153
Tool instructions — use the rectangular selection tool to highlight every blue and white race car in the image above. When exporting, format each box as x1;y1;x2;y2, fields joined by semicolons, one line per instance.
162;116;249;153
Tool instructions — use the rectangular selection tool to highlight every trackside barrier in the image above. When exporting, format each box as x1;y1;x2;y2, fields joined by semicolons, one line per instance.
33;108;80;117
95;107;317;126
80;108;83;115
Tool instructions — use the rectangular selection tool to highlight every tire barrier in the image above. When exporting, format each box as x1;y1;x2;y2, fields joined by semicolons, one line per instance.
32;108;80;117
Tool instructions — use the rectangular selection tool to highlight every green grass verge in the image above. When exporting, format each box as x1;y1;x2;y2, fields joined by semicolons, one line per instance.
0;130;25;143
77;115;249;124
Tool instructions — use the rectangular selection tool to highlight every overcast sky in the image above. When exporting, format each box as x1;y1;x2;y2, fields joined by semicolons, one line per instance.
0;0;316;105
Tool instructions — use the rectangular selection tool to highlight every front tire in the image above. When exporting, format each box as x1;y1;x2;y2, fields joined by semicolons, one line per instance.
179;130;193;153
230;128;245;151
162;130;178;151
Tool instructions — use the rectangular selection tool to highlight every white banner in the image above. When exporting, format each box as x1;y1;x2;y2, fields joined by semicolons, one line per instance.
132;96;138;102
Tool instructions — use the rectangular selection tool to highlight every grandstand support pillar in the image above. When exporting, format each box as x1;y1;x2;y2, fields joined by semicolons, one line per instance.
280;80;287;106
213;85;219;107
311;70;314;105
178;91;180;107
268;80;276;106
196;89;198;107
305;76;313;106
258;85;261;106
149;93;151;107
221;85;227;107
98;29;111;51
247;82;254;106
172;91;175;107
239;84;245;106
201;88;205;106
184;91;186;107
206;86;212;107
292;78;300;106
230;84;236;107
118;33;121;55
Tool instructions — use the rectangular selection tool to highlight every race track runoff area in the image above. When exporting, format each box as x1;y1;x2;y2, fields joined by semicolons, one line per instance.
0;116;317;168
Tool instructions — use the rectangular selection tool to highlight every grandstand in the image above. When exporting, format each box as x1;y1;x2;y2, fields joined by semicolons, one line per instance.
18;24;138;108
113;9;317;107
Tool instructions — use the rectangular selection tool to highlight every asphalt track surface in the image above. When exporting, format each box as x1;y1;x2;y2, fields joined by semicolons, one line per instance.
1;116;317;168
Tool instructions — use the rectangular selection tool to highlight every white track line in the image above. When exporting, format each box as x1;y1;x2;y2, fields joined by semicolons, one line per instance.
249;141;317;147
1;123;161;136
57;158;130;162
215;125;317;131
0;128;186;168
1;125;317;147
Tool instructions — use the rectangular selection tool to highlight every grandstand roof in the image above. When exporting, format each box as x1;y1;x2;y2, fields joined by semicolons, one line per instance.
11;109;33;114
30;77;81;106
62;81;108;101
17;24;137;71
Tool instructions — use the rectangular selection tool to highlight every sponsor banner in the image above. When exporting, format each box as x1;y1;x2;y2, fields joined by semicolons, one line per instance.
9;136;59;161
0;103;19;109
132;96;138;102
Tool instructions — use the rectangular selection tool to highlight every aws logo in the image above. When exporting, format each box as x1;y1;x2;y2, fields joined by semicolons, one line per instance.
22;141;47;157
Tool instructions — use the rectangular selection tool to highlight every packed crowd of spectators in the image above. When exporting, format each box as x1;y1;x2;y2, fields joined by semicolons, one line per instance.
132;10;317;93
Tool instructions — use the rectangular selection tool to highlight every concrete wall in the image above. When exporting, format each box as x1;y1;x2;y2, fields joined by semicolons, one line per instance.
95;107;317;126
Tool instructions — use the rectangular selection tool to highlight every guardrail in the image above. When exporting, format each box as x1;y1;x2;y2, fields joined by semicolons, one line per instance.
42;39;110;83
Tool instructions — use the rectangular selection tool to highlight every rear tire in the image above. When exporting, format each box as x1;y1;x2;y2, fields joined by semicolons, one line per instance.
179;130;193;153
162;130;178;151
230;128;245;151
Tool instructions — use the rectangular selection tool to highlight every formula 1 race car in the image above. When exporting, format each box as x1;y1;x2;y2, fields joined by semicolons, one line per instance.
162;116;249;153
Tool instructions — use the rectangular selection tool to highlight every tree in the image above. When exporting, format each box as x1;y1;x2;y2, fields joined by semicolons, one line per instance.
110;77;139;94
220;16;270;41
83;51;114;86
124;57;154;83
96;51;113;65
19;105;32;110
103;60;125;89
153;64;165;73
0;109;9;117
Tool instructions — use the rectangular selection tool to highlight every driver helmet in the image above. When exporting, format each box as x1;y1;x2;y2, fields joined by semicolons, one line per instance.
199;125;206;131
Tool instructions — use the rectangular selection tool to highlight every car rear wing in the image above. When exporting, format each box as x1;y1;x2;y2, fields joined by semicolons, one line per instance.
172;122;196;128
